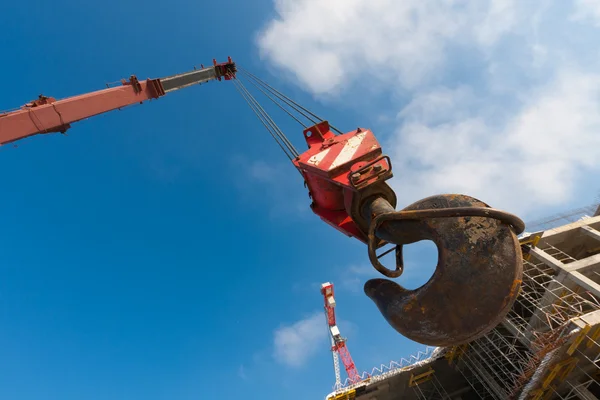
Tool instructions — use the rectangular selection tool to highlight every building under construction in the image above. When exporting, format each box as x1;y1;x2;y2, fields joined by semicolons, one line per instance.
325;204;600;400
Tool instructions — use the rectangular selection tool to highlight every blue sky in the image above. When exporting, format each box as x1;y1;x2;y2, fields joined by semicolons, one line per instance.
2;1;600;399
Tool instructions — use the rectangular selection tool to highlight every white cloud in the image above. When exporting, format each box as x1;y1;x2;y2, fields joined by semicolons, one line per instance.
257;0;600;218
238;364;248;381
273;312;328;367
257;0;528;95
389;70;600;214
572;0;600;25
339;264;378;294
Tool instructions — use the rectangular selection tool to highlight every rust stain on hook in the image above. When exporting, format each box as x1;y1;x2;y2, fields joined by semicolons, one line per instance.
362;193;524;347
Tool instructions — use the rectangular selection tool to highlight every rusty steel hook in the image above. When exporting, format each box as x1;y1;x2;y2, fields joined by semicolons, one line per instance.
361;194;525;347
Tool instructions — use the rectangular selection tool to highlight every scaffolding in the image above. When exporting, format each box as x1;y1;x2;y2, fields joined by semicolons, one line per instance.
326;213;600;400
446;217;600;399
448;214;600;399
408;369;451;399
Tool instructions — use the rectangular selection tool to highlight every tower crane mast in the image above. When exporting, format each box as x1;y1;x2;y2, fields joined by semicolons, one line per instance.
321;282;361;386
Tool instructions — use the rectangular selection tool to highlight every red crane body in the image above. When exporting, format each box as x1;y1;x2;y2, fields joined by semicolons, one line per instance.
293;121;395;245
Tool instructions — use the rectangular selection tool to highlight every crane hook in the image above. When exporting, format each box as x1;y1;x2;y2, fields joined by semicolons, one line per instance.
361;194;524;346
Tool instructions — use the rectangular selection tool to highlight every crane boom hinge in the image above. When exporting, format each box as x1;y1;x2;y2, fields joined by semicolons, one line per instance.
121;76;165;99
147;78;166;98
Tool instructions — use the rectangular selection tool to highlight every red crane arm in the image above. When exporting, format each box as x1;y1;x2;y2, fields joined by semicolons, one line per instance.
0;58;236;146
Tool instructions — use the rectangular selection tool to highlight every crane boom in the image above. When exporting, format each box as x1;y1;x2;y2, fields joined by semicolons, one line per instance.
0;57;236;146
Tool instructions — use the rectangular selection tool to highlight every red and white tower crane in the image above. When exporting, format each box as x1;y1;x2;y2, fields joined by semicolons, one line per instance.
320;282;361;389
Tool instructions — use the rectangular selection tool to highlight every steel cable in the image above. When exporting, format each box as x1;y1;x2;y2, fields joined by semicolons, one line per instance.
238;67;345;135
239;73;308;129
235;77;299;158
239;69;320;127
231;78;296;161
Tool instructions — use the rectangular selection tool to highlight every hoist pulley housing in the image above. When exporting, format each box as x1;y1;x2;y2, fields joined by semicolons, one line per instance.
293;120;396;247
